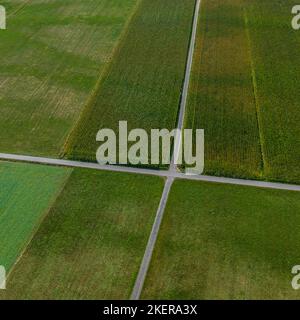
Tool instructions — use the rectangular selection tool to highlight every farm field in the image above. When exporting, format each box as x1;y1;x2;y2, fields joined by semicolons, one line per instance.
244;0;300;184
0;161;70;273
0;0;139;157
142;180;300;299
0;169;164;299
185;0;300;183
65;0;196;164
185;0;262;179
0;0;299;303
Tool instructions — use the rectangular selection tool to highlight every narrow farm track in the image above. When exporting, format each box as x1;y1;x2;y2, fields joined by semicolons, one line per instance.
131;177;174;300
131;0;201;299
171;0;201;171
1;152;299;191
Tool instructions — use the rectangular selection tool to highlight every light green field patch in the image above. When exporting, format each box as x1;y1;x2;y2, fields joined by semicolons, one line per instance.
143;180;300;299
0;161;71;272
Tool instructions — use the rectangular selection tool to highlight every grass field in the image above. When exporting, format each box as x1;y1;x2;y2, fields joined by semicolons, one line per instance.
0;161;70;273
0;0;139;157
0;170;164;299
64;0;196;164
185;0;262;179
142;180;300;299
244;0;300;183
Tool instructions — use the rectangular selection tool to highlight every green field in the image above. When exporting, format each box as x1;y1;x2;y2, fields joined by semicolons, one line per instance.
65;0;196;164
185;0;262;179
0;0;299;302
0;0;138;157
185;0;300;183
0;161;70;272
1;170;164;299
142;180;300;299
244;0;300;183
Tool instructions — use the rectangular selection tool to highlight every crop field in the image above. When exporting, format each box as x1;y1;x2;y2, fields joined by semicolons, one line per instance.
244;0;300;184
0;161;70;273
185;0;262;179
0;0;139;157
185;0;300;183
142;180;300;299
0;170;164;299
65;0;196;163
0;0;299;303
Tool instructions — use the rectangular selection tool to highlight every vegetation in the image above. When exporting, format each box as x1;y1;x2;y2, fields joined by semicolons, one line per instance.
0;0;299;301
142;180;300;299
0;0;138;157
0;161;70;272
64;0;196;164
1;0;28;14
185;0;262;179
1;169;163;299
244;0;300;183
185;0;300;183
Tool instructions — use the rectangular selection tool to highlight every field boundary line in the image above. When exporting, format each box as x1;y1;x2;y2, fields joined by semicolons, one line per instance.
60;0;143;158
244;8;267;175
130;177;174;300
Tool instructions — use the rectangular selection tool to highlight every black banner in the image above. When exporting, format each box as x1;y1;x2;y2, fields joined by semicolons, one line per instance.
0;300;298;319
